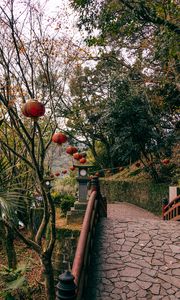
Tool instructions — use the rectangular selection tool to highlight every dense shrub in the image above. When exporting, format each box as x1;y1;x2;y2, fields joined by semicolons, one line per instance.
51;192;76;216
51;192;62;205
60;195;76;216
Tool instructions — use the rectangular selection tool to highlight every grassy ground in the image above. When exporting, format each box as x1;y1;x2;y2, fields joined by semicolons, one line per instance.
105;162;151;183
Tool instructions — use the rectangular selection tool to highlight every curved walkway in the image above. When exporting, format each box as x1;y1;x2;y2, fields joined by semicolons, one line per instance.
86;203;180;300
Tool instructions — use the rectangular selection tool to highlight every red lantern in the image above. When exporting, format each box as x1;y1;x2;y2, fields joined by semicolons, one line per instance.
21;104;30;117
52;132;67;144
162;159;170;165
95;172;100;177
66;146;78;155
73;153;81;160
79;158;86;164
55;172;60;177
72;147;78;154
70;166;75;171
62;170;67;174
22;100;45;118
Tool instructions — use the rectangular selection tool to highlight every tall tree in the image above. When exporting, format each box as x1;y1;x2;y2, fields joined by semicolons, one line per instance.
70;0;180;111
65;55;123;168
0;1;83;299
64;50;176;180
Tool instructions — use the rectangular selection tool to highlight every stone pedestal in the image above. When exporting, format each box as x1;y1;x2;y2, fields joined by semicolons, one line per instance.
169;186;180;202
66;201;87;225
77;177;89;202
66;176;90;225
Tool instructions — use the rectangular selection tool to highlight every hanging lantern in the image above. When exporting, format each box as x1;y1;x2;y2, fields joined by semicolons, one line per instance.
78;154;83;160
162;159;170;165
73;153;81;160
22;100;45;118
70;166;76;171
66;146;78;155
55;172;60;177
52;132;67;144
79;158;86;164
72;147;78;154
62;170;67;174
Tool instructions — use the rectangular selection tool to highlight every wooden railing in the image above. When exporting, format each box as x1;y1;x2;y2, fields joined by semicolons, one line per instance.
162;195;180;221
56;177;107;300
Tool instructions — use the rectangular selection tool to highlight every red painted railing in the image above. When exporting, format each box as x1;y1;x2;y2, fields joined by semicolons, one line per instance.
71;177;107;300
56;177;107;300
72;190;97;298
162;195;180;221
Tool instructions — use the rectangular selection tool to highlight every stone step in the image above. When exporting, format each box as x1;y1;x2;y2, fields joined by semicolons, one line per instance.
69;208;86;215
74;201;87;211
66;210;85;225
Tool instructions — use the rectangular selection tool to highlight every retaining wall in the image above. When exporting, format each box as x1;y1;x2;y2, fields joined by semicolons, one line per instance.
100;179;168;215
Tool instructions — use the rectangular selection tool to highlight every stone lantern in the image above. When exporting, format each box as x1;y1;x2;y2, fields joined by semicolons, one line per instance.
66;165;94;224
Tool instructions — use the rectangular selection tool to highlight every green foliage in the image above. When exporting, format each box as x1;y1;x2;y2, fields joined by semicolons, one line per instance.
0;157;30;225
106;80;176;179
51;192;62;205
142;161;177;184
86;141;110;169
66;58;177;182
107;84;152;162
51;190;76;215
129;169;142;177
71;0;180;112
65;47;177;180
51;190;77;212
53;176;77;197
71;0;89;9
51;192;75;207
158;163;176;184
60;195;76;216
66;1;179;183
0;263;30;299
56;227;80;240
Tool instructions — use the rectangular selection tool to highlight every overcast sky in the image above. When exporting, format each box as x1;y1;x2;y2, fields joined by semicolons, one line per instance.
41;0;81;41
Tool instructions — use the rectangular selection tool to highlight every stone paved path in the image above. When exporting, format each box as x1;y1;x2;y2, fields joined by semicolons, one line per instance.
86;203;180;300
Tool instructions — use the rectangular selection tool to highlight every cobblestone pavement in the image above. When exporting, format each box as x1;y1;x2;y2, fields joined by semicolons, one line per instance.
86;203;180;300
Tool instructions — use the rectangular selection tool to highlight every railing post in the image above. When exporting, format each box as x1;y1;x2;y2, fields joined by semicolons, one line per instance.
90;176;99;192
162;198;168;220
90;176;107;217
56;270;77;300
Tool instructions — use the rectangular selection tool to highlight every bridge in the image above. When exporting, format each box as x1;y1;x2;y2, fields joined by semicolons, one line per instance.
56;178;180;300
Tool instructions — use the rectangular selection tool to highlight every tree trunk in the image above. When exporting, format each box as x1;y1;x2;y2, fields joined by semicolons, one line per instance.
0;219;4;247
5;227;17;269
41;254;55;300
